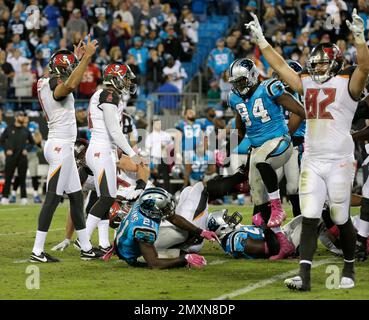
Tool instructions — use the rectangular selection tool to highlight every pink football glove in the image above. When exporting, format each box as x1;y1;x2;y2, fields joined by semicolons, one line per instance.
200;230;219;243
185;254;207;268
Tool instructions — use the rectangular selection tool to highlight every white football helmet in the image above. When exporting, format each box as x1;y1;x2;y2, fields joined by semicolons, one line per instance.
228;58;259;96
138;187;175;220
206;209;243;240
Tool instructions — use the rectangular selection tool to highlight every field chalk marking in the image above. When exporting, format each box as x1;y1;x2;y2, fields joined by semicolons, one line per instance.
209;259;228;266
212;258;336;300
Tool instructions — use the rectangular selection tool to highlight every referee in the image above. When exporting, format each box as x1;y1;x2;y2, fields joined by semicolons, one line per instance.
0;111;34;204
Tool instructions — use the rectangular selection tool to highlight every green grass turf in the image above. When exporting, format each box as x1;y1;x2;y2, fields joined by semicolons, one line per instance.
0;203;368;300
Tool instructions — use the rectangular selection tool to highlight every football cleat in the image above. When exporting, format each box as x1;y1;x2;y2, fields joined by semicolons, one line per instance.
33;195;42;204
73;239;81;251
98;245;113;254
284;276;310;291
339;277;355;289
269;232;295;260
30;252;60;263
80;248;104;260
355;237;368;262
1;197;9;205
267;199;287;228
9;195;16;203
20;198;28;205
252;212;265;228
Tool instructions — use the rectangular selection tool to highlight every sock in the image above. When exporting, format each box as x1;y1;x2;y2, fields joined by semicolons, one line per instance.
75;229;92;252
337;219;356;279
98;219;110;248
86;214;101;239
299;261;312;289
32;230;47;255
254;203;271;223
288;194;301;217
299;217;320;262
268;190;280;200
11;190;16;197
33;190;39;197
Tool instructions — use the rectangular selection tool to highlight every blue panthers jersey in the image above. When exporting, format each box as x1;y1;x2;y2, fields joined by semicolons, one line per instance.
207;48;234;76
36;43;57;60
190;152;213;181
175;119;202;152
115;202;160;265
128;47;149;75
28;121;39;153
0;121;7;152
222;225;265;259
283;92;305;138
228;79;289;147
229;118;251;155
197;118;215;137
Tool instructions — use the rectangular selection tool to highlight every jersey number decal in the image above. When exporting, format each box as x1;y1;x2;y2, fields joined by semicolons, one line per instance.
305;88;335;120
236;98;271;126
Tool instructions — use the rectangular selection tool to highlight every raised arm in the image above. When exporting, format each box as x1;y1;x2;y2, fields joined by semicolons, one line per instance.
346;9;369;100
245;13;303;95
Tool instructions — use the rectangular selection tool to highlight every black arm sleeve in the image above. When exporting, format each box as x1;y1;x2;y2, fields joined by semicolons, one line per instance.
49;76;66;101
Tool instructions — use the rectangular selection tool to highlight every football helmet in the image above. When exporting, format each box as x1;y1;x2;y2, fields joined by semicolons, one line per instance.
138;187;175;220
272;59;303;86
228;58;259;96
74;138;89;171
103;63;137;94
48;49;79;79
171;164;184;179
206;209;243;240
306;42;343;84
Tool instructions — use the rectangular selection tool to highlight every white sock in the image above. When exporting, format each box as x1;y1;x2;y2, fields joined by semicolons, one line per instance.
11;190;16;197
357;218;369;238
76;229;92;252
32;230;47;255
98;219;110;248
33;190;39;197
271;227;282;234
86;214;101;239
268;190;280;200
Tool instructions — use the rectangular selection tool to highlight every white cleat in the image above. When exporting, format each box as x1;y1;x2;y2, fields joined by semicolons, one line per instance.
339;277;355;289
20;198;28;205
1;197;9;205
284;276;303;290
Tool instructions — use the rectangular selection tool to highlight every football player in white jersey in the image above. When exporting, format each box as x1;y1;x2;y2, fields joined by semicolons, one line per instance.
30;36;103;262
246;9;369;291
84;63;142;250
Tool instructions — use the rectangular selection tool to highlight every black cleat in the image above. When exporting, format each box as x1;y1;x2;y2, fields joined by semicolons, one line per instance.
74;239;81;251
80;247;104;260
284;276;311;291
30;252;60;263
98;245;113;254
355;237;368;262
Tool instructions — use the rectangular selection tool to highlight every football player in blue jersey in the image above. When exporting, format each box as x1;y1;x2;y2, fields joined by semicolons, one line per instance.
274;60;305;218
206;209;297;260
105;187;218;268
227;58;305;230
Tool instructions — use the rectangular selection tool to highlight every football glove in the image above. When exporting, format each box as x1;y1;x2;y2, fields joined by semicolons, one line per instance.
185;254;207;268
51;239;71;251
244;12;269;49
346;8;366;44
200;230;220;243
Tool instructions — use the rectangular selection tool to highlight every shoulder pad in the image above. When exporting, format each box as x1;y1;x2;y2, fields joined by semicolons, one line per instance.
264;79;285;99
99;90;120;107
133;227;157;244
300;67;309;77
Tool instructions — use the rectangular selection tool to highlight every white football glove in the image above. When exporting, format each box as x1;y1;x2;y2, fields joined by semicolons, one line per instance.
244;12;269;49
119;185;144;201
346;8;366;44
51;238;71;251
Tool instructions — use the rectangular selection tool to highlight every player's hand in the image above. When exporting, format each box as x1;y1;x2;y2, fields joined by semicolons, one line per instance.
200;229;220;243
346;8;366;44
119;185;143;201
51;239;71;251
84;34;99;58
131;154;143;165
244;12;269;49
73;40;86;60
185;254;207;268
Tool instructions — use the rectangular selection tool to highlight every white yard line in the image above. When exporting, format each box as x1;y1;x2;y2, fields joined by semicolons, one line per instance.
212;258;336;300
0;228;64;236
209;259;228;266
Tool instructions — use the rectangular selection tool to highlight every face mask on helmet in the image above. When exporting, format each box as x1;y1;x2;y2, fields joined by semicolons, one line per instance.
228;59;259;96
49;50;79;80
206;209;243;240
103;64;138;95
230;76;253;95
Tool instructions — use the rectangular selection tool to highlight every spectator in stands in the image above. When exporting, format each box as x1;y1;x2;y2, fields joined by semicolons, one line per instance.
181;10;199;44
43;0;61;42
207;38;234;79
156;74;180;114
110;15;132;53
150;0;163;19
0;62;7;105
8;10;25;39
36;34;57;61
162;55;187;93
128;36;149;79
12;34;31;59
76;106;90;141
7;49;30;75
13;62;33;111
239;1;258;34
146;49;164;93
179;27;195;62
146;117;173;191
92;14;110;51
163;26;182;60
219;70;231;106
78;61;101;99
144;29;161;50
114;1;134;29
66;8;88;46
0;111;34;205
236;38;253;59
0;108;6;173
282;0;299;33
95;48;110;72
0;23;7;50
207;79;221;108
0;1;10;24
89;0;108;25
60;0;74;29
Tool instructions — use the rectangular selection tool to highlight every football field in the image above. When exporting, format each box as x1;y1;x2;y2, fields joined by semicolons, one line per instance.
1;203;369;300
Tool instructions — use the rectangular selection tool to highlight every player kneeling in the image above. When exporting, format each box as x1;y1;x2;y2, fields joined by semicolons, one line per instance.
105;187;217;268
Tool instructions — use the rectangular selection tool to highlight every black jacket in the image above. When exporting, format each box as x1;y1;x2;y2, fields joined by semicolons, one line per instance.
0;124;34;156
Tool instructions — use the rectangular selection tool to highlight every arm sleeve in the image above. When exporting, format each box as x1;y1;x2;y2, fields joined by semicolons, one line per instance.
102;103;136;157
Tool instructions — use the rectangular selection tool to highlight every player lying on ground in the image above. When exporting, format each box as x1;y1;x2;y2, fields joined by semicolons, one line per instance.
104;187;218;269
246;8;369;290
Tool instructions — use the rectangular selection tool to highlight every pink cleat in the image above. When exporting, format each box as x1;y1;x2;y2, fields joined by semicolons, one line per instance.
267;199;287;228
269;232;295;260
252;212;265;228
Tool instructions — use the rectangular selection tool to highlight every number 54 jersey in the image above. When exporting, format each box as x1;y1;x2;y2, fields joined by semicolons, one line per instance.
228;79;288;147
301;67;357;160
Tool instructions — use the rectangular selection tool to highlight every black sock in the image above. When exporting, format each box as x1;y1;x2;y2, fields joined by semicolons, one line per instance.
31;176;39;193
360;197;369;222
288;194;301;217
38;192;62;231
299;262;311;290
68;190;86;230
337;219;356;280
255;162;278;193
253;203;271;222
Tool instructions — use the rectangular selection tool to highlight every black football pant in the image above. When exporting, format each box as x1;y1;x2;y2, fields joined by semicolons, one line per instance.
2;154;28;198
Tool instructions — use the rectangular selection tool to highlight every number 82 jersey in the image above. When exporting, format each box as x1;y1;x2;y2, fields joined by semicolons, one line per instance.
228;79;288;147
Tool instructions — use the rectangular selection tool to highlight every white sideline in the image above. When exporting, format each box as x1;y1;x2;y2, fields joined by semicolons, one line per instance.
212;258;336;300
0;228;64;236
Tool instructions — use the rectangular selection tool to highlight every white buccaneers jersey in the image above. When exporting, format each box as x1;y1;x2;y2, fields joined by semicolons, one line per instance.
37;76;77;143
301;67;358;160
88;89;124;148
